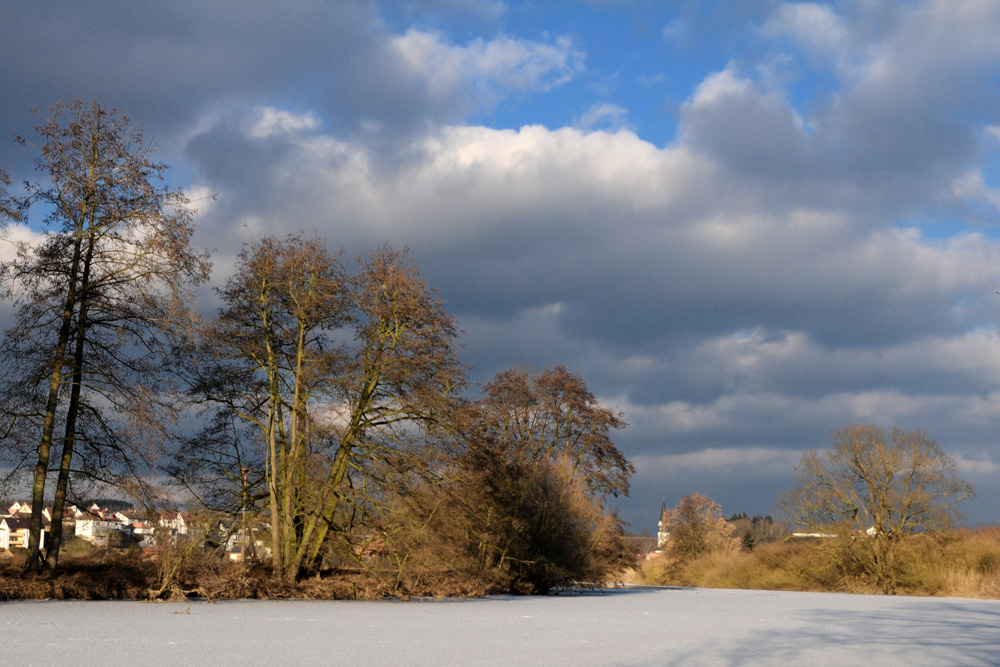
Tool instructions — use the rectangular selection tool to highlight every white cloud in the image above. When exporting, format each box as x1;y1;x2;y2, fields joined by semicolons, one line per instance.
680;65;809;175
952;169;1000;214
188;108;1000;363
632;448;801;477
662;19;687;42
576;103;632;132
763;3;848;58
953;453;1000;479
249;107;320;139
389;28;584;108
0;223;44;263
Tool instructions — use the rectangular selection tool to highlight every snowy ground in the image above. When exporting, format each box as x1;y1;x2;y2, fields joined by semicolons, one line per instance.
3;587;1000;666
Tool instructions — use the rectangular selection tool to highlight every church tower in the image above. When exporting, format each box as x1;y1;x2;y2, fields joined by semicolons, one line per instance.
656;496;669;549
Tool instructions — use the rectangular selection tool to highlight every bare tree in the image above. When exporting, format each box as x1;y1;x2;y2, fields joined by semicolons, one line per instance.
184;238;464;581
780;424;975;593
447;365;633;593
0;99;211;571
660;492;738;561
469;365;633;497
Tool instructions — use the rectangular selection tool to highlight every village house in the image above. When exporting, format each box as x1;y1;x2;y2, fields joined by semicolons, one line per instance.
114;509;146;525
7;501;30;516
158;511;190;538
0;516;46;551
3;501;186;550
74;511;120;547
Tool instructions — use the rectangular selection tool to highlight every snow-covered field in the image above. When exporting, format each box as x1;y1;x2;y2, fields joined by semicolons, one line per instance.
3;587;999;666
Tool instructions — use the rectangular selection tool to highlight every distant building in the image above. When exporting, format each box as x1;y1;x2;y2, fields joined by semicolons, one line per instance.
657;498;670;549
159;511;190;537
0;516;46;550
7;501;31;516
74;512;120;547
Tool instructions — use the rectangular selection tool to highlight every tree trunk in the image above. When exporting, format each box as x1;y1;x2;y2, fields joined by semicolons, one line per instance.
44;236;95;571
25;235;84;572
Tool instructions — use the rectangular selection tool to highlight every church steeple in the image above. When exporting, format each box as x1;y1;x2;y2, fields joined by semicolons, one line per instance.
656;494;669;550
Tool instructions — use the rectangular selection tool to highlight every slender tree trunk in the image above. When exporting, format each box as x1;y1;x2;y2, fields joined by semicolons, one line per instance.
44;235;95;571
26;234;84;572
284;317;309;578
266;403;283;575
45;311;89;570
291;442;352;580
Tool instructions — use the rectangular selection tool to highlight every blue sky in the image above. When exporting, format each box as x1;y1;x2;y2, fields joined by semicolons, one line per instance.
3;1;1000;531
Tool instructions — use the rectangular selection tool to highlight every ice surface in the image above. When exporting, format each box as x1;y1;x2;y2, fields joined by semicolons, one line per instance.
2;586;999;666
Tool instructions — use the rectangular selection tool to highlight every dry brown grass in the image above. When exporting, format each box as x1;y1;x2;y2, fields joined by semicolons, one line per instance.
0;550;156;600
0;549;537;601
923;526;1000;599
4;525;997;600
632;525;1000;598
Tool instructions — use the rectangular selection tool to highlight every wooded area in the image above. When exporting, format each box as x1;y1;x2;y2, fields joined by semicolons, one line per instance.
0;99;633;595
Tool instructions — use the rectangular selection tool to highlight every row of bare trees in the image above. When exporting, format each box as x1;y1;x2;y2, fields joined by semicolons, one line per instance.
0;99;634;591
646;427;975;594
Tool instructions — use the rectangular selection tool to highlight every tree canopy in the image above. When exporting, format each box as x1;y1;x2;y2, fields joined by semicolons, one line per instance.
780;424;975;592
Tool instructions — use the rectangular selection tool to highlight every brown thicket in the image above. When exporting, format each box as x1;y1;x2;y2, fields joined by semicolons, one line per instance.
661;492;739;561
634;525;1000;598
378;366;634;595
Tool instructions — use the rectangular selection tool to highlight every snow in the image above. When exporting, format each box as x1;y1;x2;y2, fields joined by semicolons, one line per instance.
3;587;999;666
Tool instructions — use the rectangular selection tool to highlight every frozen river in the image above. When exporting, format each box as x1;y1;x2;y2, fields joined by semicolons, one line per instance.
3;586;999;666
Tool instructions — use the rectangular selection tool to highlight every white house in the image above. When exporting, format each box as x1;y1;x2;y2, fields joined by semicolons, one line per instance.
74;513;120;547
0;517;45;550
158;511;190;538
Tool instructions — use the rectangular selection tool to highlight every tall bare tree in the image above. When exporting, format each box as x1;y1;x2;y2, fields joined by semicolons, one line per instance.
780;424;975;593
184;238;463;580
0;99;211;571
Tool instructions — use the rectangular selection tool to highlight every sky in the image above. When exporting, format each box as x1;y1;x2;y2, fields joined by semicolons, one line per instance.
2;0;1000;531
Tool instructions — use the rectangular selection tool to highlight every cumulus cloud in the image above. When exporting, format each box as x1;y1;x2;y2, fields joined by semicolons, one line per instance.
388;29;584;115
0;224;44;264
680;65;810;178
954;453;1000;479
0;2;582;169
952;169;1000;220
248;108;322;139
762;3;849;60
182;110;1000;449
